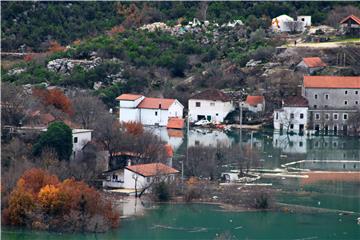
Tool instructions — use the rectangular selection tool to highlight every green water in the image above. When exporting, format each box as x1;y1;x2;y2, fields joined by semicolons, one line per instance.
2;204;360;240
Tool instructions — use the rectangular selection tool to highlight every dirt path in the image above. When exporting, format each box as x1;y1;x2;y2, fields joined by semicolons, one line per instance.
284;39;360;49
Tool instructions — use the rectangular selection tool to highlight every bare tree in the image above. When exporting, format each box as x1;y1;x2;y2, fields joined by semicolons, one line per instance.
71;92;108;129
197;2;209;21
284;21;304;33
326;5;360;27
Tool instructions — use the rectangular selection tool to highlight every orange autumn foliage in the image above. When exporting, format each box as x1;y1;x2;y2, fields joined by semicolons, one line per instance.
48;40;67;53
123;121;144;136
33;88;73;115
3;168;120;230
109;25;126;35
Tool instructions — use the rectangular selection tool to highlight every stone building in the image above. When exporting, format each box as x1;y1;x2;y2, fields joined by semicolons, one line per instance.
302;76;360;134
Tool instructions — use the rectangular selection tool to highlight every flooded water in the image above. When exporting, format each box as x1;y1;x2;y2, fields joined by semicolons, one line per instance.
3;128;360;239
3;204;360;240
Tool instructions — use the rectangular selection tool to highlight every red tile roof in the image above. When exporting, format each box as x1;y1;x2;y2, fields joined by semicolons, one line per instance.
302;57;327;68
283;96;308;107
116;94;143;101
137;97;176;110
245;95;264;106
167;117;185;129
165;144;174;158
340;15;360;25
126;163;179;177
190;89;231;102
167;129;184;138
304;76;360;89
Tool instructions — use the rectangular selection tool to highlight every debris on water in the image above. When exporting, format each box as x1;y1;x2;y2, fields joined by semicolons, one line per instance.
229;219;233;223
357;217;360;224
318;201;321;205
234;226;243;229
281;177;286;180
280;154;287;158
268;155;273;158
212;196;218;200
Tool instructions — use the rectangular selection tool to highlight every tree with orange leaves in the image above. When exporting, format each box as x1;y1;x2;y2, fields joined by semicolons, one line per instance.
123;121;144;136
33;88;73;115
48;40;66;53
3;168;120;232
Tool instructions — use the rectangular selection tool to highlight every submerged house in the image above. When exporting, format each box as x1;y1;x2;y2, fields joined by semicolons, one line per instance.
102;163;179;189
271;14;305;32
297;57;327;75
188;89;234;123
273;96;309;134
116;94;184;126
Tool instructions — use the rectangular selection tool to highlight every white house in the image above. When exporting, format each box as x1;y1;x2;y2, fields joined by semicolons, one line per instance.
117;94;184;126
272;14;305;32
243;95;265;113
71;129;92;152
102;163;179;189
297;16;311;27
274;96;309;134
188;89;234;123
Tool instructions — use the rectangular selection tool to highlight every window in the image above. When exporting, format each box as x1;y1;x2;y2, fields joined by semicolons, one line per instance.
314;94;318;99
290;124;294;129
276;112;279;120
299;142;303;147
314;105;317;109
356;101;359;105
356;91;359;95
155;111;158;116
210;102;215;106
290;113;294;119
315;113;320;120
73;137;78;143
325;94;329;100
147;177;150;183
343;113;348;120
300;113;304;119
345;90;348;95
195;140;200;146
344;100;348;105
333;113;338;120
325;113;330;120
196;102;201;107
216;113;219;116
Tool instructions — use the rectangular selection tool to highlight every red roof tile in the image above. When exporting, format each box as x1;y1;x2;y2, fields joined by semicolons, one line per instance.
302;57;327;68
283;96;308;107
245;95;264;106
340;15;360;25
190;89;231;102
116;94;143;101
137;97;176;110
304;76;360;89
126;163;179;177
167;117;185;129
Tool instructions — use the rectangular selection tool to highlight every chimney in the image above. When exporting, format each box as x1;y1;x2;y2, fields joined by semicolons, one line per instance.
127;159;131;166
159;104;162;109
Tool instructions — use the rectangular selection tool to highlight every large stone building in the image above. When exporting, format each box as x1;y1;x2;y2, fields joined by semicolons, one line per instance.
302;76;360;134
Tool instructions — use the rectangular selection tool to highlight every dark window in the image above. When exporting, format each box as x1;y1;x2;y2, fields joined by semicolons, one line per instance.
290;113;294;119
344;100;348;105
276;112;279;120
345;90;348;95
356;101;359;105
356;91;359;95
314;94;318;99
299;142;303;147
315;113;320;120
333;114;338;120
216;113;219;116
325;94;329;100
74;137;78;143
196;102;201;107
155;111;158;116
314;105;317;109
343;114;348;120
195;140;200;146
290;124;294;129
300;113;304;119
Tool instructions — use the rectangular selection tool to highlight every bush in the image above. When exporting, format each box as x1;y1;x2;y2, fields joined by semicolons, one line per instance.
152;181;171;202
184;187;201;202
248;189;274;209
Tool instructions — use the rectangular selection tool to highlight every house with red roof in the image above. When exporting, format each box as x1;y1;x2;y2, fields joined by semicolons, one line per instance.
102;162;179;190
243;95;265;113
302;76;360;134
340;15;360;36
297;57;327;75
116;94;184;126
188;89;234;123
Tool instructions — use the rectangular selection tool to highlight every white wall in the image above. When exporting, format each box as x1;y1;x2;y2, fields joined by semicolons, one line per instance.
123;168;147;189
188;99;234;123
168;100;184;118
273;132;307;154
140;109;169;126
297;16;311;27
274;107;308;132
72;130;92;152
243;103;265;113
120;108;140;123
188;129;233;147
119;96;144;108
